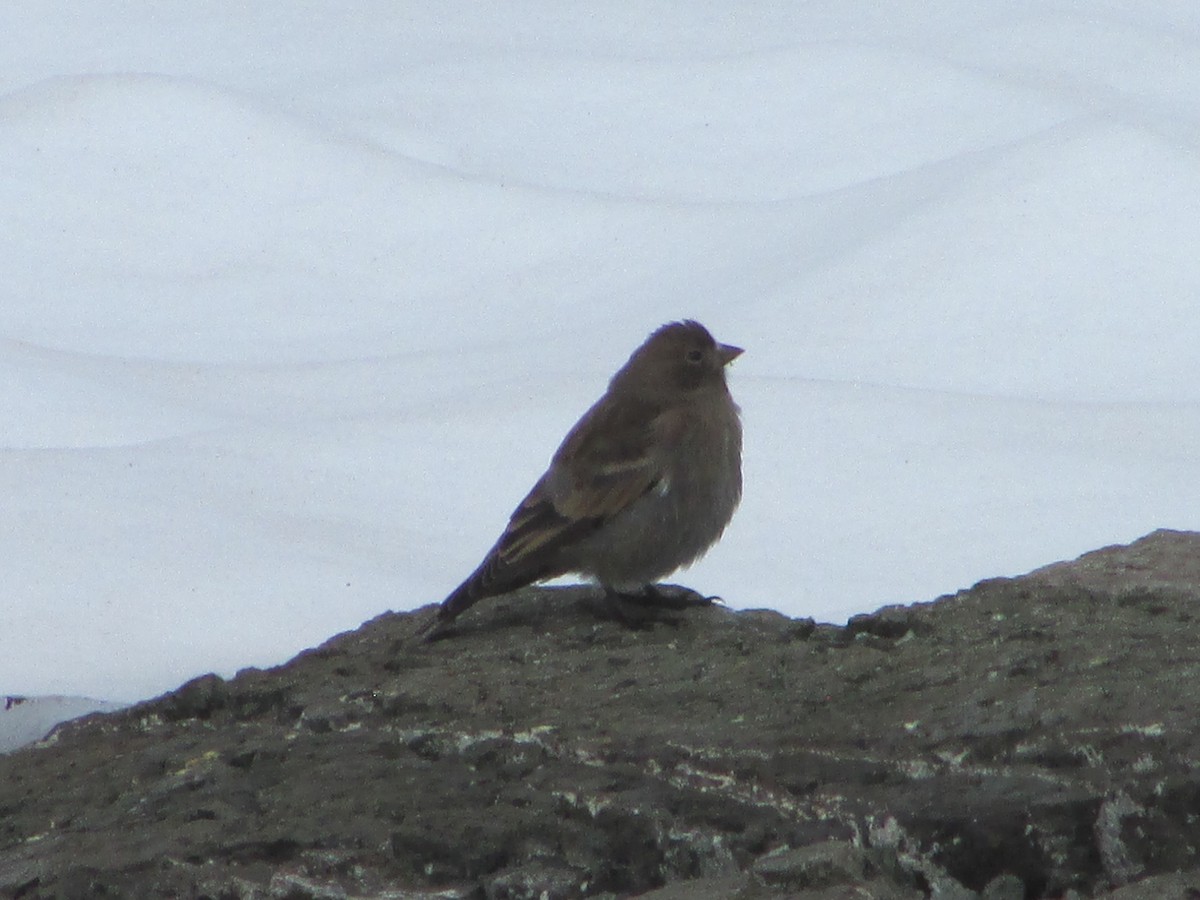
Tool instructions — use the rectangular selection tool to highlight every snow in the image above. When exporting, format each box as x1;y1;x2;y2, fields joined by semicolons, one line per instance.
0;695;125;754
3;3;1199;746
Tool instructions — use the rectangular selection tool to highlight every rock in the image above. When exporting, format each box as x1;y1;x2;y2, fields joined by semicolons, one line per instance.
1092;868;1200;898
751;840;868;888
982;873;1026;900
3;531;1200;898
631;875;754;899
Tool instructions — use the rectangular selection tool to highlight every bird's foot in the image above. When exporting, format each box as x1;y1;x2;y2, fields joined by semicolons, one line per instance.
600;584;715;629
637;583;720;609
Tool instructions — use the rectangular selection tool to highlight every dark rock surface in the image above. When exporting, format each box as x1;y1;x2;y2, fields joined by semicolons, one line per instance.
3;529;1200;899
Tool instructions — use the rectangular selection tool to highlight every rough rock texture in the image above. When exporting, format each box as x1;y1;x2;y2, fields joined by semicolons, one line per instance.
3;529;1200;899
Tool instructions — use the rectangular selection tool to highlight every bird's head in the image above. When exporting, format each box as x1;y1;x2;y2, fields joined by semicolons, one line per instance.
612;320;742;400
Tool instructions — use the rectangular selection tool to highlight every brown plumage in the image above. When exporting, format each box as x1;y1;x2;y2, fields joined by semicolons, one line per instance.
429;320;742;635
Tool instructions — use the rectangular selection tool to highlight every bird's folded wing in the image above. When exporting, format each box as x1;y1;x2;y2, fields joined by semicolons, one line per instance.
492;404;682;569
491;482;596;570
548;402;681;519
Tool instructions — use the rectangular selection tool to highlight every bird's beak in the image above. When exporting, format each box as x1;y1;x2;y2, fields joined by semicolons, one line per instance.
718;343;743;366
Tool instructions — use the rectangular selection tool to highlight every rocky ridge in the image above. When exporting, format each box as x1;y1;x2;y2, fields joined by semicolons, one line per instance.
2;530;1200;899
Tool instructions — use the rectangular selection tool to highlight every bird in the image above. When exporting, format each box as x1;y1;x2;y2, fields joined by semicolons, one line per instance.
423;320;743;639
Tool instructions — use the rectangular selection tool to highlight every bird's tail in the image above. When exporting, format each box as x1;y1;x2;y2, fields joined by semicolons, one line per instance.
419;553;554;641
421;489;597;640
437;564;496;624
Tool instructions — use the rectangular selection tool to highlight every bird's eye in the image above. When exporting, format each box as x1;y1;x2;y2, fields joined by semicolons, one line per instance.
686;349;704;364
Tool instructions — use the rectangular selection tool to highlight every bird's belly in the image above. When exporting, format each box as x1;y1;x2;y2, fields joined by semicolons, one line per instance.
567;468;740;591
